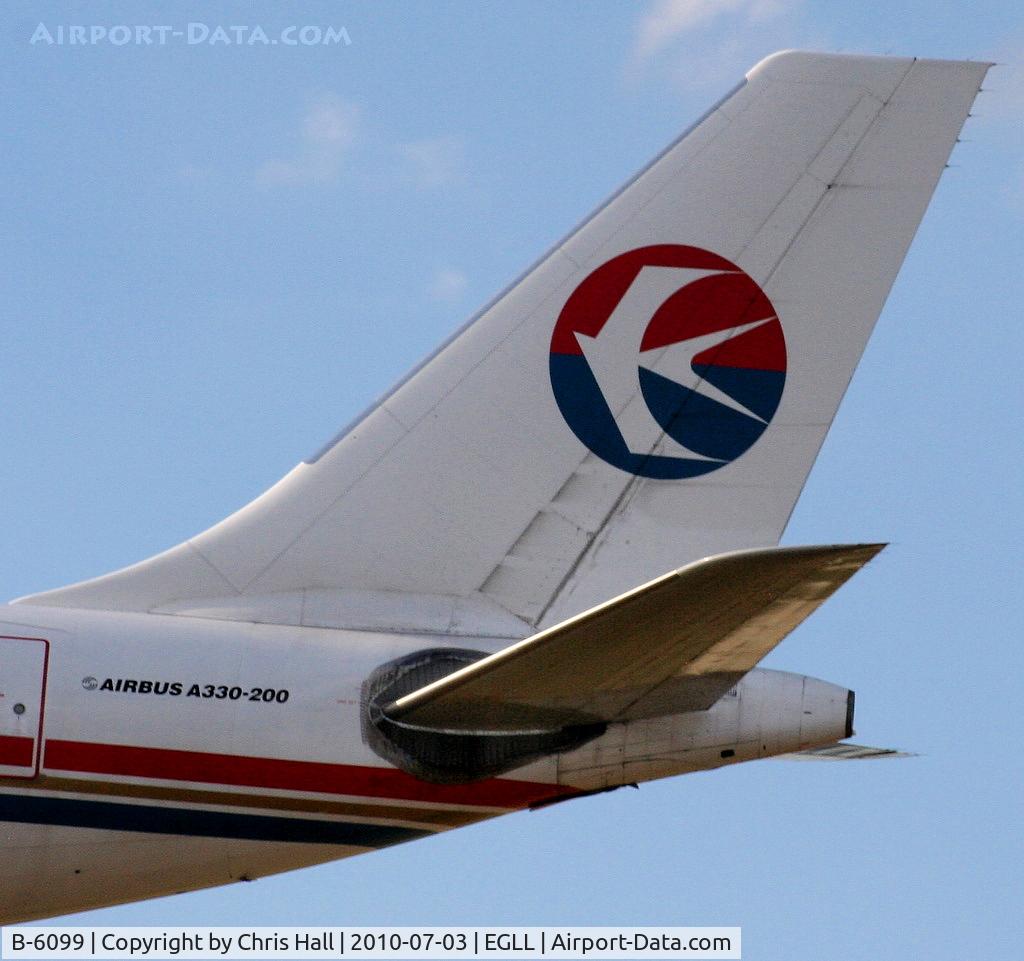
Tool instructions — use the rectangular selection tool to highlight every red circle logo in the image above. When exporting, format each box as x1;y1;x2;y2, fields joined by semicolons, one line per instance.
549;244;786;478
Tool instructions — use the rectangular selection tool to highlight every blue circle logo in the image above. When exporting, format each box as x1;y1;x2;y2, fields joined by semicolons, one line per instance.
549;244;786;479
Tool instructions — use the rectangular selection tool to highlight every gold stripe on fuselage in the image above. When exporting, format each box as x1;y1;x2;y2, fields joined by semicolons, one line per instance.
4;776;490;830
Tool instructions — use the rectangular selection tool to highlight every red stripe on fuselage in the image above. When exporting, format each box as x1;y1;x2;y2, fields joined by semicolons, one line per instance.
42;739;575;809
0;735;34;768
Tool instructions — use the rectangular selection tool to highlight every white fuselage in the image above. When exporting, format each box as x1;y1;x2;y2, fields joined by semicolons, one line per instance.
0;604;850;923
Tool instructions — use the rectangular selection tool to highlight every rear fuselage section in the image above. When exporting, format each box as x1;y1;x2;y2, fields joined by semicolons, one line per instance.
0;605;849;922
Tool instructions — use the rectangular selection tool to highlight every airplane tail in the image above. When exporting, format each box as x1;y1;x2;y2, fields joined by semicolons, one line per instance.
16;52;989;634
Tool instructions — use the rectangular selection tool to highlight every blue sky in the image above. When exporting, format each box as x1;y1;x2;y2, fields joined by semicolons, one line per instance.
2;2;1022;959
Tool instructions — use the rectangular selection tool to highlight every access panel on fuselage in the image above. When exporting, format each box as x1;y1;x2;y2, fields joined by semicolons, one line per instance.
0;636;48;778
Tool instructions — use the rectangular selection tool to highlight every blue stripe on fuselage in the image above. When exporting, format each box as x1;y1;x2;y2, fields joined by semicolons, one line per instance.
0;793;431;847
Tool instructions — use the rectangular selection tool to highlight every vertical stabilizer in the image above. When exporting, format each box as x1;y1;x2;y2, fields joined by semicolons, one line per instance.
17;53;990;631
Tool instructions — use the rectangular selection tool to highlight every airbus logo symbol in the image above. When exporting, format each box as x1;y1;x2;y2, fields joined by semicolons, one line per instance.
549;244;786;479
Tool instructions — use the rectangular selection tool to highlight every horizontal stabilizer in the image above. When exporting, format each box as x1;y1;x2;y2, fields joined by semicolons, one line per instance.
387;543;884;731
782;742;915;760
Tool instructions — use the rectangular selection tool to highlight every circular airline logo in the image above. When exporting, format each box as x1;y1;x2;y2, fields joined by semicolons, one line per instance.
549;244;786;479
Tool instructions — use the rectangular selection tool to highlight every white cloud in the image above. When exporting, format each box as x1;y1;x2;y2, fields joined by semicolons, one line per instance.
252;95;468;194
255;94;360;187
398;135;465;188
634;0;744;60
631;0;798;63
429;268;468;303
626;0;821;93
304;97;358;147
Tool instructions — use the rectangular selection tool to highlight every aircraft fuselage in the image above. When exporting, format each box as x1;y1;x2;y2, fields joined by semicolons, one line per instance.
0;604;850;922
